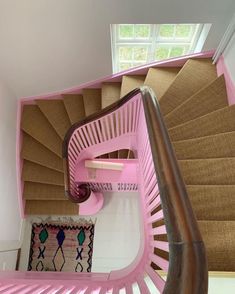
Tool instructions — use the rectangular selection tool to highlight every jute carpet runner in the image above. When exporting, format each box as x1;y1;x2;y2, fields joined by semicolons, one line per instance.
28;219;95;272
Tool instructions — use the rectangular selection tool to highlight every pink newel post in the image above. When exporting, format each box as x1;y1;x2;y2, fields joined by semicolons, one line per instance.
79;191;104;216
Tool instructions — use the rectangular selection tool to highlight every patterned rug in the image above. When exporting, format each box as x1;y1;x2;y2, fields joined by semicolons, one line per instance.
28;220;95;272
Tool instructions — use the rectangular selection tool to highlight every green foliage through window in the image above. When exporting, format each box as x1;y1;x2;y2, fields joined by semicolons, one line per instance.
113;23;205;72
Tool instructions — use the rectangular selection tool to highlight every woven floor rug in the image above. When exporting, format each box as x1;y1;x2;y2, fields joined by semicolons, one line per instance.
28;219;95;272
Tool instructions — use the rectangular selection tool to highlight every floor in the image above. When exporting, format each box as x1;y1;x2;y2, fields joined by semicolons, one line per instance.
19;191;141;273
16;191;235;293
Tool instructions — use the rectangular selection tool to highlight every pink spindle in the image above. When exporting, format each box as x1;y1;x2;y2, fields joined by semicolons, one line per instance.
147;195;161;213
100;118;108;141
110;113;115;138
76;129;86;148
146;185;159;204
105;116;111;140
86;124;96;145
74;133;84;150
145;265;165;293
120;107;124;135
115;111;120;136
150;253;169;271
112;287;120;294
79;128;89;148
0;285;16;292
94;120;103;143
136;275;151;294
151;225;167;236
90;123;99;144
151;240;169;252
21;285;42;294
147;209;164;223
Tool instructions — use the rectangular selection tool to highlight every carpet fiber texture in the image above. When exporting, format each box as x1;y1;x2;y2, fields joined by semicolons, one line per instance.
28;220;94;272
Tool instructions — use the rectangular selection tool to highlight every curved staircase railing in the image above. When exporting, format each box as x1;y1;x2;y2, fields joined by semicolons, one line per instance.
61;86;208;293
0;86;207;293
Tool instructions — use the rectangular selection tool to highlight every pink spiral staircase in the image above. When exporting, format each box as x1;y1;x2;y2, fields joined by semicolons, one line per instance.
0;85;207;293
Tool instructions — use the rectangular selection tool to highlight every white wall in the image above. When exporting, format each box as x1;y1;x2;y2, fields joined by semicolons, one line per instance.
223;32;235;84
208;275;235;294
92;191;140;272
0;0;234;97
0;80;22;244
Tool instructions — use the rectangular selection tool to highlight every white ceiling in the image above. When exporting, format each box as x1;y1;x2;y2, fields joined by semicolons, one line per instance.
0;0;234;97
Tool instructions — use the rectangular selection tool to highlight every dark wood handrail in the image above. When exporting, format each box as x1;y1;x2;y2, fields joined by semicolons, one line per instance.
62;86;208;293
62;88;140;203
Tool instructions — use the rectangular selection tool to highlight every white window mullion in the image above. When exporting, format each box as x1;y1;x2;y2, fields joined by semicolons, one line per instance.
111;23;209;73
150;24;159;62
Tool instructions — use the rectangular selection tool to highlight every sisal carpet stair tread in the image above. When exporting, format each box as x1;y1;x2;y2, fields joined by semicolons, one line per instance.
198;220;235;271
159;58;217;116
63;94;86;125
144;67;180;99
179;158;235;185
36;99;71;140
120;75;145;97
23;182;66;200
101;82;121;108
25;200;78;215
21;105;62;157
169;105;235;141
21;132;63;171
118;149;130;159
173;131;235;160
22;160;64;186
83;88;102;116
165;75;228;128
187;185;235;220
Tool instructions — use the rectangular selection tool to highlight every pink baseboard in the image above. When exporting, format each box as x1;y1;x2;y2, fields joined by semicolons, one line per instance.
216;55;235;105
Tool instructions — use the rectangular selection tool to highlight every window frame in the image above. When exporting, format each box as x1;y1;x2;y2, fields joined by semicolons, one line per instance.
111;23;208;73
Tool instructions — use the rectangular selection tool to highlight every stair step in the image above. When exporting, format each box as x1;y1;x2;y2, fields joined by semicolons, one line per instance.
21;133;63;171
198;220;235;271
159;58;217;115
99;153;109;159
173;131;235;160
120;75;145;97
25;200;78;215
21;105;62;157
108;151;119;159
63;94;86;125
101;82;121;108
83;88;101;116
179;158;235;185
118;149;129;159
187;185;235;220
169;105;235;141
36;99;71;140
165;75;228;128
23;182;66;200
144;67;180;99
22;160;64;186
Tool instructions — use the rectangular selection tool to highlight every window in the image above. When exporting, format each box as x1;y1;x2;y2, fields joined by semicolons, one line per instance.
111;24;210;73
